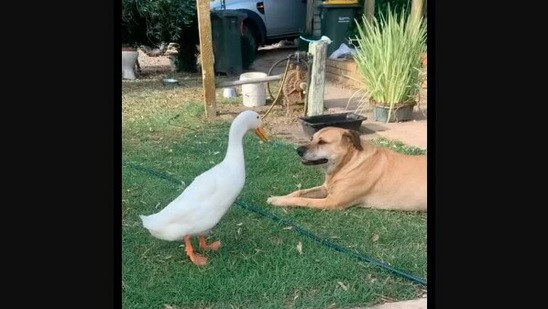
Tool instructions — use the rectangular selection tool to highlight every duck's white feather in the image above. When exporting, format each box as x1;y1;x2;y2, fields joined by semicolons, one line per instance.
139;110;263;242
140;163;244;240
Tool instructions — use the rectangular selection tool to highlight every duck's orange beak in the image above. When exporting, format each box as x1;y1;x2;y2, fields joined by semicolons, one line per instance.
255;127;268;142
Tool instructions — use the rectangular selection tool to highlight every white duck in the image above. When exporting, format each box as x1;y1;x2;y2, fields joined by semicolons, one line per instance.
139;110;268;266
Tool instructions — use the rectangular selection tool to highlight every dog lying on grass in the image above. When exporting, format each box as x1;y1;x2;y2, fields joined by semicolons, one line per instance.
267;127;427;212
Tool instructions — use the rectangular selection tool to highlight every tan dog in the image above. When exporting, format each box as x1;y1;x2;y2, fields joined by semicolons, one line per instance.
266;127;427;211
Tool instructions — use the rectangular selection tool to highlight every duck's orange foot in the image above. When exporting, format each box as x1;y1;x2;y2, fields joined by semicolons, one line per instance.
188;252;208;266
203;240;221;251
199;235;222;251
184;235;208;266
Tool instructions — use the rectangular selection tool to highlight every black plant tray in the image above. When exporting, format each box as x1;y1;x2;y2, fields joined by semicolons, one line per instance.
298;112;367;137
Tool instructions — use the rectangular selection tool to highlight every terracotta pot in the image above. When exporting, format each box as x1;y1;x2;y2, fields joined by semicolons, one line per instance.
122;50;139;80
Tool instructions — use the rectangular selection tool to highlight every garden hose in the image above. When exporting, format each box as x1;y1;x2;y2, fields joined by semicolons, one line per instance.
262;57;292;120
266;56;291;100
302;60;311;116
262;52;311;120
124;162;428;287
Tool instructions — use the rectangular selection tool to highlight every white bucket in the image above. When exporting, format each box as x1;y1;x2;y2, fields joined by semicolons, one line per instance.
240;72;267;107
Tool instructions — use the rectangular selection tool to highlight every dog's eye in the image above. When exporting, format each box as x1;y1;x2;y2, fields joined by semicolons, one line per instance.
318;140;326;145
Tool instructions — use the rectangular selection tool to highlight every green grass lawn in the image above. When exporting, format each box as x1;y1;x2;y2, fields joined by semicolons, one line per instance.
122;80;427;309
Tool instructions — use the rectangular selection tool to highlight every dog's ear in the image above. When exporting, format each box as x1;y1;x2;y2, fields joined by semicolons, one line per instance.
343;130;363;151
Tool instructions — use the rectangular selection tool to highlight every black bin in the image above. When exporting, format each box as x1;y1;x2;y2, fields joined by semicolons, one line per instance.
319;4;361;57
210;10;247;76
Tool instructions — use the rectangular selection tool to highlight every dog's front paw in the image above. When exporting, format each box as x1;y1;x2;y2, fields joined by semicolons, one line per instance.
266;196;287;206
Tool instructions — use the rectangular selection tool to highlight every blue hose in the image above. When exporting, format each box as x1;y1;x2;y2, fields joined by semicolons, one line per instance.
124;162;427;286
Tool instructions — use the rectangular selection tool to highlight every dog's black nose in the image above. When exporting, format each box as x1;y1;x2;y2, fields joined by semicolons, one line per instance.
296;146;306;157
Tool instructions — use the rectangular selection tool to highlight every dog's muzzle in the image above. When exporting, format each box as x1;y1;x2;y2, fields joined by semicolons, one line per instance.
296;146;328;165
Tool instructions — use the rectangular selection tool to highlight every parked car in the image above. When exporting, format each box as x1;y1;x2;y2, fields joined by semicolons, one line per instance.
210;0;307;51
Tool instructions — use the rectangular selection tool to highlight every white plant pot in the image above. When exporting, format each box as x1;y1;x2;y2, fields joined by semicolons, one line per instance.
122;50;139;80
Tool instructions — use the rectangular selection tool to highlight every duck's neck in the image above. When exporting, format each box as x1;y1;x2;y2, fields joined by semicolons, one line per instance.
222;121;247;165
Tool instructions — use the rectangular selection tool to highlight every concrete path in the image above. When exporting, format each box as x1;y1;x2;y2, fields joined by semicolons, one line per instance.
322;83;428;150
358;298;427;309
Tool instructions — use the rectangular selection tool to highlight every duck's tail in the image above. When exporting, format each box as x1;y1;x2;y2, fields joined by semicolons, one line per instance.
139;214;178;241
139;214;156;231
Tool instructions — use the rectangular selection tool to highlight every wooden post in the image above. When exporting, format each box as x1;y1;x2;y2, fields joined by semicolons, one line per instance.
411;0;425;23
196;0;217;118
305;0;315;34
364;0;375;23
306;41;328;117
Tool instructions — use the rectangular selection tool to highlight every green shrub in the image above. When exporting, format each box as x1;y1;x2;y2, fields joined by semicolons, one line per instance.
353;7;426;118
122;0;198;47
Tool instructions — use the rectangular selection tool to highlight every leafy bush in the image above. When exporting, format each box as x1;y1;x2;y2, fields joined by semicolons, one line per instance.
122;0;196;47
122;0;255;73
175;13;200;72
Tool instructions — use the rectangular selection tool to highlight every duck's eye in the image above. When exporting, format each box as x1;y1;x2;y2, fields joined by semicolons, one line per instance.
257;116;259;119
318;140;326;145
